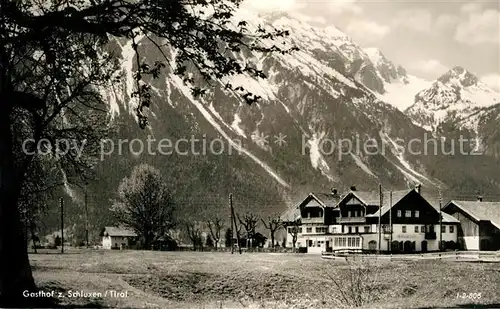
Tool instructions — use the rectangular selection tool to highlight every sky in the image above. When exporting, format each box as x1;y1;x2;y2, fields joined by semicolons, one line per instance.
243;0;500;90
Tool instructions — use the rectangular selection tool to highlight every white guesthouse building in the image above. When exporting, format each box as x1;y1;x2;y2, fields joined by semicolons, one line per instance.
285;187;459;254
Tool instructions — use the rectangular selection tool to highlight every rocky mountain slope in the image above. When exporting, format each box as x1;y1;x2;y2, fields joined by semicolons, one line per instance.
40;11;500;240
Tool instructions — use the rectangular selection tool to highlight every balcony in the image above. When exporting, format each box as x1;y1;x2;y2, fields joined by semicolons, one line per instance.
301;217;325;224
336;217;366;224
425;232;436;240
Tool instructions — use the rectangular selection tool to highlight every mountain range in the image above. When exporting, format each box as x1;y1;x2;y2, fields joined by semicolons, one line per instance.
40;11;500;241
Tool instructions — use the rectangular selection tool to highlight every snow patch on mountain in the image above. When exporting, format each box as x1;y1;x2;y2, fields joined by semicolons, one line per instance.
120;35;145;111
381;132;437;186
306;132;337;182
231;114;247;138
169;73;289;188
350;153;377;178
379;75;432;111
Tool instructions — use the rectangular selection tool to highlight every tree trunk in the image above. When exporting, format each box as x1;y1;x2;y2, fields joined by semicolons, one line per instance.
0;105;37;307
271;234;275;249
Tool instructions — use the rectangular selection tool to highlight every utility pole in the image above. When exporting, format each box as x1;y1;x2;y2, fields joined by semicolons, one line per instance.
439;189;443;252
84;191;89;248
378;184;382;254
230;193;234;254
60;197;64;254
389;191;393;253
230;194;242;254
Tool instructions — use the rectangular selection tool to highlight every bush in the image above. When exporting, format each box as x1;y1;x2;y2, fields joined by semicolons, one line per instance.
324;257;381;307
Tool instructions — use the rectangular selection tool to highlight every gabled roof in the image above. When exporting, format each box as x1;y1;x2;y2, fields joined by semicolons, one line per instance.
363;190;459;223
341;189;413;217
310;192;342;207
441;212;460;223
444;200;500;229
297;192;341;209
282;192;341;222
102;226;137;237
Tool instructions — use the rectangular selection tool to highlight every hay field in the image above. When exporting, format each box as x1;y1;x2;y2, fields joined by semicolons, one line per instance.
30;249;500;308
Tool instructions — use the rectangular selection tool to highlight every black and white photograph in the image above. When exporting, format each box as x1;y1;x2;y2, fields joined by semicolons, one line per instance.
1;0;500;308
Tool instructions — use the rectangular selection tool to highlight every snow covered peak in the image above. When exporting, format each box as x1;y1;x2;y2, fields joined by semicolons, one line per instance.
363;47;386;67
405;66;500;132
438;66;479;88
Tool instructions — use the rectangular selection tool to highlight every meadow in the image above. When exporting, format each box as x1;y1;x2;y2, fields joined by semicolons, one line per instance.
30;249;500;308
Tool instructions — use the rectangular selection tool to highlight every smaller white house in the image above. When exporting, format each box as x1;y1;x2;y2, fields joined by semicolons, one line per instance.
101;226;137;250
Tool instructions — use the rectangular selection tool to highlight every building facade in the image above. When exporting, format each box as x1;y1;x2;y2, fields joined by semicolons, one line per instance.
101;226;137;249
286;188;459;254
443;199;500;250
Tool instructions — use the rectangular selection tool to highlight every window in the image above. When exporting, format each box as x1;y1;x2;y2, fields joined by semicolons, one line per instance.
306;227;312;233
316;227;327;233
348;227;352;234
421;226;425;233
397;210;402;217
308;240;313;247
450;226;454;233
402;226;407;233
405;210;412;218
364;226;370;233
332;227;337;233
348;210;352;217
299;228;303;233
333;236;361;248
414;226;419;233
441;225;446;233
414;210;419;218
355;227;359;233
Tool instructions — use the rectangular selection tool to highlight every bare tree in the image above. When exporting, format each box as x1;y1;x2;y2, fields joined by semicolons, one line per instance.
111;164;176;250
184;221;204;251
238;212;259;248
207;217;224;251
288;221;301;250
261;215;284;249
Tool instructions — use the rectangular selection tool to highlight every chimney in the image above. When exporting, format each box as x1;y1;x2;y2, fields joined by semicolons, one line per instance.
350;185;356;191
415;184;422;194
477;195;483;202
331;188;338;196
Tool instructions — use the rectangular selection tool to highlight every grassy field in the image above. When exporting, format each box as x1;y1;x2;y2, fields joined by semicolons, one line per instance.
30;249;500;308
